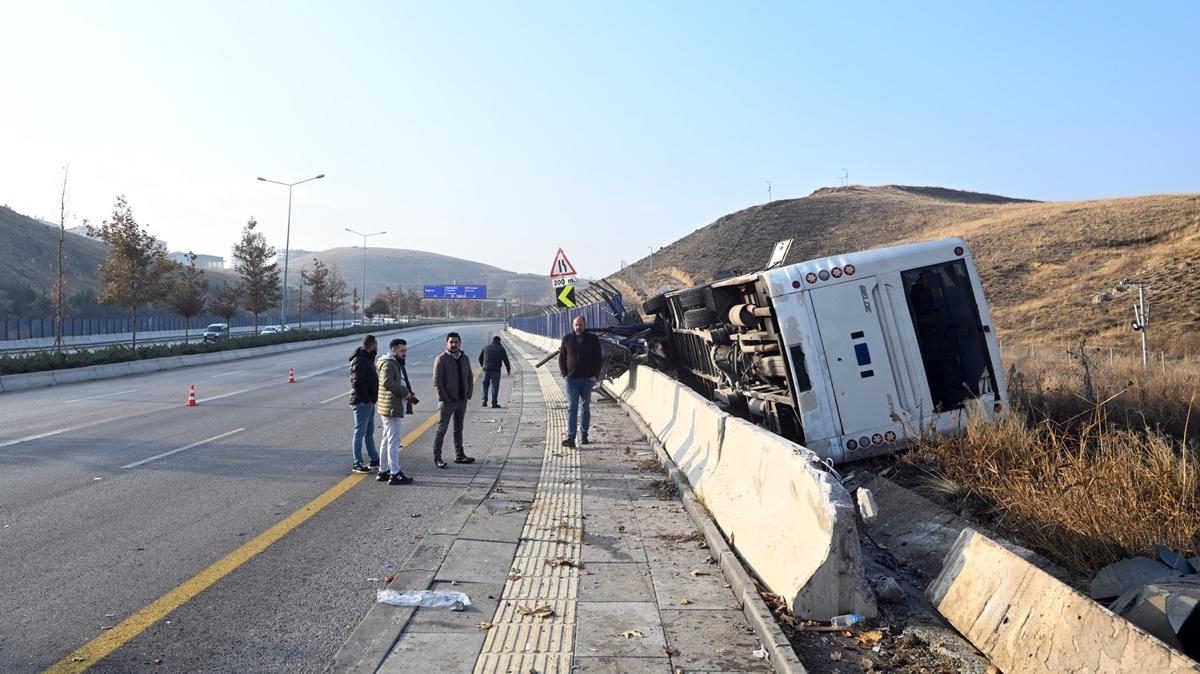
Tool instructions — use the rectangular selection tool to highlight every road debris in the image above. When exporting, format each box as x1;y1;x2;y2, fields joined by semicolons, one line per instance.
622;629;644;639
377;589;471;610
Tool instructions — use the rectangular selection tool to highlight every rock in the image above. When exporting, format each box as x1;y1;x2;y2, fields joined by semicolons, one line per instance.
1090;556;1183;599
857;488;878;522
874;576;905;602
1109;578;1200;659
1093;292;1112;304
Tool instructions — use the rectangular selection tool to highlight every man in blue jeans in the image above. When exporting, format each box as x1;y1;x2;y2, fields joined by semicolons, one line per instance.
559;315;603;448
348;334;380;473
478;335;512;408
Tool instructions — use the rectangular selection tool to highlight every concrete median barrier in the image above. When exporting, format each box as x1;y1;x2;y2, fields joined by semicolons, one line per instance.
705;418;875;619
507;326;875;619
928;528;1200;674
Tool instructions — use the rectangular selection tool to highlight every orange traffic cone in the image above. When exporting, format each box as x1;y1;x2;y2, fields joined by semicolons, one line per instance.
186;384;198;407
288;368;296;384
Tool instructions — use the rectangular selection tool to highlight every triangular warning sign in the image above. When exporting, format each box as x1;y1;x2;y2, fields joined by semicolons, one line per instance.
549;247;578;279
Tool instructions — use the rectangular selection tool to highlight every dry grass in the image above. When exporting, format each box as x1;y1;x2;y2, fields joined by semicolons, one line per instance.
907;348;1200;575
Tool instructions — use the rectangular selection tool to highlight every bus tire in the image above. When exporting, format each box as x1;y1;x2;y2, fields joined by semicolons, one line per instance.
682;307;717;329
641;293;668;315
676;286;707;310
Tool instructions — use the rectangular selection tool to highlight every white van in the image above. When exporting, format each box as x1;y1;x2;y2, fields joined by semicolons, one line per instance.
646;237;1007;464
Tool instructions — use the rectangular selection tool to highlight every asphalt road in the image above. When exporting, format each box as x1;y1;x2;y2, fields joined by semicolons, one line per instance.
0;322;514;673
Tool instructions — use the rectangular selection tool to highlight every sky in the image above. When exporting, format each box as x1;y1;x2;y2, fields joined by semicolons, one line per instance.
1;1;1197;280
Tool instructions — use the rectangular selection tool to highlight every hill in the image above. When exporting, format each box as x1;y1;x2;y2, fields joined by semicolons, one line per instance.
277;247;558;307
0;203;558;316
608;185;1200;350
0;204;109;296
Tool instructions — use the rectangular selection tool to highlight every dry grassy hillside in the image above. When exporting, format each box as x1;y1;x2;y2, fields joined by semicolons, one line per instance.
0;204;109;293
610;186;1200;351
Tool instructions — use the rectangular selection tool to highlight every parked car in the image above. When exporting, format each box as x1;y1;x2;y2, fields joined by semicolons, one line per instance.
202;323;230;342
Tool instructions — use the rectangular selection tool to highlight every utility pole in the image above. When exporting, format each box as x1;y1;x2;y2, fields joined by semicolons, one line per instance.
767;180;772;202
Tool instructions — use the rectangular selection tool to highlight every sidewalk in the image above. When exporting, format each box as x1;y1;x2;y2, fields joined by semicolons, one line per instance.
333;336;775;673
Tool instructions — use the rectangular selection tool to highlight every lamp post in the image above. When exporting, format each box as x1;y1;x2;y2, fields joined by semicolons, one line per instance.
346;227;386;319
257;173;325;326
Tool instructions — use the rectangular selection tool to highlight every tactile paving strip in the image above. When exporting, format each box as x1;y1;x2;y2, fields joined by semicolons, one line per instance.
474;344;581;674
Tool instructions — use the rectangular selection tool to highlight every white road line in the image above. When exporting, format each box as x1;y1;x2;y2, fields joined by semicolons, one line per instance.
211;370;246;378
320;391;351;404
196;388;252;404
65;389;137;403
0;427;76;449
122;428;246;469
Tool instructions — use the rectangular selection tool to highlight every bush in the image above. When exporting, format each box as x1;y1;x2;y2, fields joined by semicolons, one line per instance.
903;345;1200;576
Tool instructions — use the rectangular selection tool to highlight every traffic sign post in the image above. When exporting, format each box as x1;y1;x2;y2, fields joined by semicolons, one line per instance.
549;247;579;310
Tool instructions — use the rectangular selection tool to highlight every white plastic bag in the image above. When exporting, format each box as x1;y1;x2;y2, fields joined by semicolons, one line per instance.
377;589;471;611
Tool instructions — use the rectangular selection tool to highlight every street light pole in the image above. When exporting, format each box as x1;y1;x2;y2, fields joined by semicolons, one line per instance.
346;227;386;319
257;173;325;326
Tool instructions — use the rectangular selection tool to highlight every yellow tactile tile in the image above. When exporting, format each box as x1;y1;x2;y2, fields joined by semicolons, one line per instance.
473;344;582;674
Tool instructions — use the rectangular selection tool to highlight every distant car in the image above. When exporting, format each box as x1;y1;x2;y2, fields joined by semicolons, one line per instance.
352;319;363;327
202;323;230;342
260;325;282;335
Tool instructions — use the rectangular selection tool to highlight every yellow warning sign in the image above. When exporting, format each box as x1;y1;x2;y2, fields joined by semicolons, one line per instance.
556;285;576;309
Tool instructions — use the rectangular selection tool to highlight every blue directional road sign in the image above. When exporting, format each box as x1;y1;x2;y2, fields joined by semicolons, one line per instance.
423;284;488;300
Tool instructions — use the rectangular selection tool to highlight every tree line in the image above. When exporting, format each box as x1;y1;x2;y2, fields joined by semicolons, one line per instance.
31;193;494;350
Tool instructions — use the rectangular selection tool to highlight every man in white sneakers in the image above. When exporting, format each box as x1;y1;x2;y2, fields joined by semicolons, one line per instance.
375;338;415;485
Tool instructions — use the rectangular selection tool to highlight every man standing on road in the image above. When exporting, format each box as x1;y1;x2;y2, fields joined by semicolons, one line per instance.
375;338;414;485
349;334;381;474
478;335;512;408
432;331;475;468
559;315;603;448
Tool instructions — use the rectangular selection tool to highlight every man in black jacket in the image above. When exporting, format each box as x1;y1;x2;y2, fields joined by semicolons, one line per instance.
478;335;512;408
349;334;380;473
559;315;603;448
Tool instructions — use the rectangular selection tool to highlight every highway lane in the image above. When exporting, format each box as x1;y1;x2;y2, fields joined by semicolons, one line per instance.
0;322;520;673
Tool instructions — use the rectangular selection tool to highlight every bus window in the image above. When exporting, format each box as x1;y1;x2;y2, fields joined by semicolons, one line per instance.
901;260;995;412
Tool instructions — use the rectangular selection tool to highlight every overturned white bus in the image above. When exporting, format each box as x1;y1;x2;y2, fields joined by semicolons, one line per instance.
641;237;1007;464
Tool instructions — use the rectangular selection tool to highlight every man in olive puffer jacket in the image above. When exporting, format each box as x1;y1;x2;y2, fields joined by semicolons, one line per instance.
375;338;415;485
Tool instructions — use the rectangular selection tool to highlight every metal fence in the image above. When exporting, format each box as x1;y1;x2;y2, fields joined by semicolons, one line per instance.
506;301;616;339
0;313;321;341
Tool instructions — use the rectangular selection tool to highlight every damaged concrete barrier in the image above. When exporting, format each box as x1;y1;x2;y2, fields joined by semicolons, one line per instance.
928;528;1200;674
509;327;876;621
700;417;876;620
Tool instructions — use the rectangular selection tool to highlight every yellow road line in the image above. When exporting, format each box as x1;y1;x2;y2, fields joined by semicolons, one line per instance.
45;409;443;674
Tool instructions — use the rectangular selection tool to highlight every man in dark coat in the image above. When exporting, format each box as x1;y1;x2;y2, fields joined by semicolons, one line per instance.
432;331;475;468
559;315;603;448
477;335;512;408
349;334;380;473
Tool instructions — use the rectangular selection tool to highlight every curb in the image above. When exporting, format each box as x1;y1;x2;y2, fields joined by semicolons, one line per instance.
612;390;809;674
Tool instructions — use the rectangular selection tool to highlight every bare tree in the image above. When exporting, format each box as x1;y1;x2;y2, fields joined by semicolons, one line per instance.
52;165;70;352
88;196;175;348
232;217;281;331
167;252;209;344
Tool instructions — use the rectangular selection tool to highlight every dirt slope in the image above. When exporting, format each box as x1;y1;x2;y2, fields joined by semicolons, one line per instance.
609;186;1200;350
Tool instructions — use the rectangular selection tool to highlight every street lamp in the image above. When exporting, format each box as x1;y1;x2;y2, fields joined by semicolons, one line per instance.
257;173;325;326
346;227;386;318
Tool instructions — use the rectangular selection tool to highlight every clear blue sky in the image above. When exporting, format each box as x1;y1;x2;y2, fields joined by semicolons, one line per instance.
1;1;1196;279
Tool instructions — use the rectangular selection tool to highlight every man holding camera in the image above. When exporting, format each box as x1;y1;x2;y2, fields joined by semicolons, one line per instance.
375;338;415;485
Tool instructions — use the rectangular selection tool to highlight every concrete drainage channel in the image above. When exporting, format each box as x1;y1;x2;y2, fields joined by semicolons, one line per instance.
508;327;1200;674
